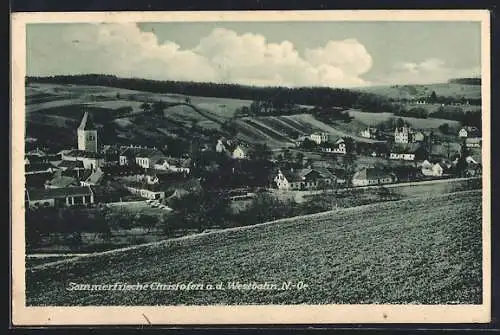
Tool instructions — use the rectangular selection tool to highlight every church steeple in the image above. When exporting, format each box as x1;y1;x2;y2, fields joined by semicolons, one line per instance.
78;111;96;131
77;112;98;152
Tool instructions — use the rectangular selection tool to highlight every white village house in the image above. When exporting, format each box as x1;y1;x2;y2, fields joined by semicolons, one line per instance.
352;167;396;187
274;168;335;191
420;160;445;177
154;157;191;174
458;126;481;138
26;186;95;208
321;138;347;155
232;145;247;159
309;132;329;144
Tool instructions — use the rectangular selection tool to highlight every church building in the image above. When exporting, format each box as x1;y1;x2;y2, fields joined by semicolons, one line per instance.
77;112;98;152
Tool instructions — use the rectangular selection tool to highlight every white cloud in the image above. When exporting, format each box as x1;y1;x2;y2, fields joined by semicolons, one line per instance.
384;58;480;85
28;24;374;88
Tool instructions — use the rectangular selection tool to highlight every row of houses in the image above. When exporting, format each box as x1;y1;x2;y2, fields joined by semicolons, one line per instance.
271;154;481;191
273;166;396;190
118;146;192;173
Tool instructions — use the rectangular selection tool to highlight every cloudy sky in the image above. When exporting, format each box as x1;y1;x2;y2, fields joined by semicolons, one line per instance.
26;21;481;88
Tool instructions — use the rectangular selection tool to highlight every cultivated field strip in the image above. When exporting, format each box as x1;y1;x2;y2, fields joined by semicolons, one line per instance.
243;119;295;144
264;117;309;136
26;190;482;306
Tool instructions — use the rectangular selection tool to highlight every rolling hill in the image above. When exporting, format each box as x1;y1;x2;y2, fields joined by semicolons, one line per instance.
357;82;481;101
26;190;482;306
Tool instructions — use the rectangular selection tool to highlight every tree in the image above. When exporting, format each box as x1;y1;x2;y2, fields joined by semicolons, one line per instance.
438;123;450;135
300;138;317;151
221;120;238;137
250;143;272;161
282;149;293;161
429;91;438;103
249;101;262;116
395;117;406;128
170;191;230;233
138;214;157;233
342;137;357;187
140;102;151;113
455;141;471;177
295;152;305;166
152;100;168;116
160;213;174;236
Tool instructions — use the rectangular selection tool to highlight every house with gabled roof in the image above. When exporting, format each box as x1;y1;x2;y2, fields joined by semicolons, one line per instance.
26;186;95;208
232;145;247;160
273;167;335;190
44;173;79;189
80;168;105;187
135;149;166;169
124;181;166;200
420;160;447;177
459;126;481;138
61;149;104;170
154;157;191;174
309;132;329;144
320;137;347;155
25;162;59;175
352;167;396;187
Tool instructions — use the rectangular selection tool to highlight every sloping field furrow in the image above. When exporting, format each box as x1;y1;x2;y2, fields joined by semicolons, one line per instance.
243;119;295;144
258;117;309;137
233;120;276;144
279;115;318;133
26;190;482;306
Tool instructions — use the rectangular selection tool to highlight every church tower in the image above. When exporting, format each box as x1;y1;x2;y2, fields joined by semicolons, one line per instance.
77;112;98;152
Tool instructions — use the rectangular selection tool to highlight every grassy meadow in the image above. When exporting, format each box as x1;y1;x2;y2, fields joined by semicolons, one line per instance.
26;190;482;306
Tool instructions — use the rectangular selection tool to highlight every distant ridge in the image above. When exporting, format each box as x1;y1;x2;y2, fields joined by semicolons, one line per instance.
448;78;481;85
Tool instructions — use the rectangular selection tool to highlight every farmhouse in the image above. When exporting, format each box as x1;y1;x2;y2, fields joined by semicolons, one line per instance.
25;163;58;175
309;132;329;144
412;131;425;142
389;152;415;161
232;145;247;159
274;168;335;190
352;167;396;187
359;127;377;139
44;174;79;189
458;126;481;138
25;152;62;166
154;157;191;174
26;186;95;208
61;150;104;171
215;139;227;153
420;160;446;177
465;137;482;148
118;146;162;167
135;149;166;169
124;181;166;200
320;138;347;154
57;159;85;172
80;168;105;187
390;143;428;161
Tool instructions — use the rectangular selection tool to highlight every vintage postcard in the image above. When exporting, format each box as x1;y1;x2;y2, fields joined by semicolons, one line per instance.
11;10;491;325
